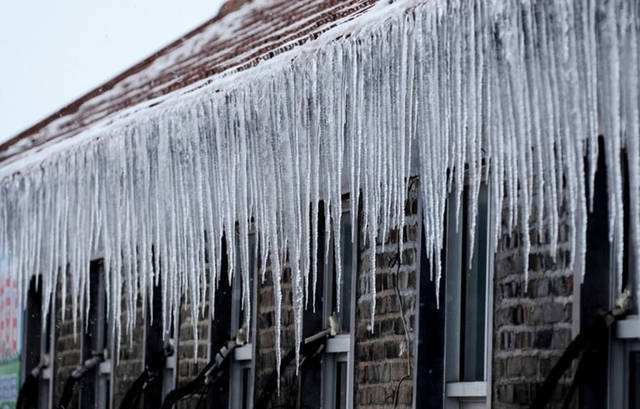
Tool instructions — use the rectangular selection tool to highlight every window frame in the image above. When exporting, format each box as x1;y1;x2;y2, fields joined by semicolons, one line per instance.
321;206;358;409
80;259;114;409
443;183;494;407
141;278;180;408
414;182;494;409
605;151;639;409
229;232;258;409
21;276;56;409
609;231;639;409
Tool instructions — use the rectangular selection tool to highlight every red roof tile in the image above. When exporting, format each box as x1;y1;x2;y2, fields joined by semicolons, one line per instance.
0;0;377;165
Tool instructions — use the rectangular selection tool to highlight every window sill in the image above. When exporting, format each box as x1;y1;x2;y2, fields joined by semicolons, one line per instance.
99;360;112;375
616;316;640;339
165;354;177;370
41;367;52;380
445;381;487;399
234;343;253;361
326;334;350;353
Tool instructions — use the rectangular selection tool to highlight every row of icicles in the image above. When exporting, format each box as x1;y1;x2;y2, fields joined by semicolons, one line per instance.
0;0;639;376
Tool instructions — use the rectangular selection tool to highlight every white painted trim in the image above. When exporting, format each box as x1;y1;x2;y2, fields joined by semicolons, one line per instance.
234;343;253;361
446;382;488;398
442;183;492;408
321;205;357;409
41;367;52;380
99;360;112;375
229;232;258;409
166;354;177;370
616;316;640;339
326;335;351;354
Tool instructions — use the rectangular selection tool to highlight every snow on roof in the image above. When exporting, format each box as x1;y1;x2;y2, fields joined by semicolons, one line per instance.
0;0;376;165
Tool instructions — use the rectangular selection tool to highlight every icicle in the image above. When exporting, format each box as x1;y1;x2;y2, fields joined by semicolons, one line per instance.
1;0;639;376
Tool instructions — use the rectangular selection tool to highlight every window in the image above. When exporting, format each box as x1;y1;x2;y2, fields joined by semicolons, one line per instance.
81;260;113;409
229;233;257;409
322;209;356;409
415;183;493;409
206;236;234;408
22;276;55;409
606;150;640;409
143;279;178;409
580;141;613;408
298;202;357;409
443;184;492;407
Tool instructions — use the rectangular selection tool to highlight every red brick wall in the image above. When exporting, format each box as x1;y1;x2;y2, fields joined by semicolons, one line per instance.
53;286;81;409
492;198;577;408
354;184;420;409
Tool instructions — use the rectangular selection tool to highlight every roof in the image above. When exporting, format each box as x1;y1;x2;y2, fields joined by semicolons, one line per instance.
0;0;376;165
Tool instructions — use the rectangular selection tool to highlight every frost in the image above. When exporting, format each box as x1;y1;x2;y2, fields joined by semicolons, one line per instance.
1;0;639;371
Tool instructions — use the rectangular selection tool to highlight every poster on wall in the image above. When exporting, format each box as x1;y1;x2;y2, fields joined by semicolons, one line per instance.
0;263;20;409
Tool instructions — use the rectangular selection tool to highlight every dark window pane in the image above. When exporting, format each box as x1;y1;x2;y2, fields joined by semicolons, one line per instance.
24;277;42;375
144;281;166;409
335;361;348;409
301;358;322;409
461;186;488;382
82;260;108;409
105;380;111;409
338;217;353;332
631;352;640;409
580;138;610;409
414;221;446;409
241;366;251;409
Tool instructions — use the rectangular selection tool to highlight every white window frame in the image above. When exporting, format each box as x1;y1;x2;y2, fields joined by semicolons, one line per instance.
21;276;56;409
608;233;639;409
321;207;357;409
141;280;179;403
229;233;258;409
161;311;179;399
81;260;114;409
442;183;494;408
40;302;55;409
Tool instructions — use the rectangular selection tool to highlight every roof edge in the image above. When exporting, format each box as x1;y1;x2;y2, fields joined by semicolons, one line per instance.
0;5;231;154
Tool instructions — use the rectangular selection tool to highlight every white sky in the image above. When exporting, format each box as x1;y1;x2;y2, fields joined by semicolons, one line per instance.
0;0;224;144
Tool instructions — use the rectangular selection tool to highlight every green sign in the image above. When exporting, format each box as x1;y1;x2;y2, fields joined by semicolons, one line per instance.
0;275;20;409
0;359;19;409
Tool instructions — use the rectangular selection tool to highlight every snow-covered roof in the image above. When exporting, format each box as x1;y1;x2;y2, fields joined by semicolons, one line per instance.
0;0;376;165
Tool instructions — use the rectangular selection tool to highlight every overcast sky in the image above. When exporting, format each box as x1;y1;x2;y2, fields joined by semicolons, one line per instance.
0;0;224;144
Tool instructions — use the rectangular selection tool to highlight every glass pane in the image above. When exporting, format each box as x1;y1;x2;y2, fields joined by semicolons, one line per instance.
301;358;322;409
631;352;640;409
105;379;111;409
461;186;488;382
444;194;462;382
335;361;348;409
241;366;251;409
338;216;353;332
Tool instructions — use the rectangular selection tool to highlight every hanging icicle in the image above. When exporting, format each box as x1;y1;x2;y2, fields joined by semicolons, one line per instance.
1;0;639;374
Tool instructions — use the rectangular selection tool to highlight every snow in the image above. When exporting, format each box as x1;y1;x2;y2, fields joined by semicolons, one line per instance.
1;0;640;374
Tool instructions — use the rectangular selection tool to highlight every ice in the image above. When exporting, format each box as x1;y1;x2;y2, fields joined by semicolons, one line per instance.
0;0;639;373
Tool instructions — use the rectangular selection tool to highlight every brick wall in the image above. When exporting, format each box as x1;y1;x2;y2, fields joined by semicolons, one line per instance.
51;275;148;409
251;187;420;409
492;203;577;408
112;300;145;409
354;184;419;409
44;181;586;409
176;299;211;409
53;287;82;409
254;267;298;408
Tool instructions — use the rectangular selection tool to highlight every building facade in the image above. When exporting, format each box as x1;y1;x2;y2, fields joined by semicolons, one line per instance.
2;0;639;409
